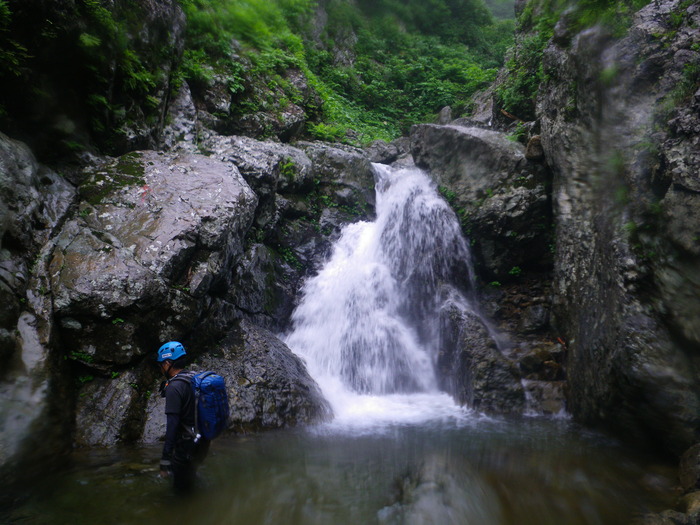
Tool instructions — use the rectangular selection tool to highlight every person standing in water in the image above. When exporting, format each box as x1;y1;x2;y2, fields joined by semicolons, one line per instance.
156;341;209;492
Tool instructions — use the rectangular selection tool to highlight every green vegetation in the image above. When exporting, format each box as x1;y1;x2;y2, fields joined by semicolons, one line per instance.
0;0;176;156
483;0;517;20
0;0;516;151
0;1;26;77
0;1;26;116
306;0;513;141
278;246;303;270
496;0;650;120
68;351;95;364
176;0;513;144
79;153;146;205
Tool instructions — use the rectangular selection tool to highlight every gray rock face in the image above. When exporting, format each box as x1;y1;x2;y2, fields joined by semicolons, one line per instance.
539;0;700;454
0;134;77;501
680;444;700;494
0;133;75;326
199;320;331;431
364;139;401;165
193;135;376;330
411;124;527;204
437;300;525;414
410;123;552;278
50;150;257;367
160;83;198;150
299;141;376;209
139;320;330;442
74;370;144;447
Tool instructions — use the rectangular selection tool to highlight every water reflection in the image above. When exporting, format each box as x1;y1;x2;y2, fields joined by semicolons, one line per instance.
5;418;675;525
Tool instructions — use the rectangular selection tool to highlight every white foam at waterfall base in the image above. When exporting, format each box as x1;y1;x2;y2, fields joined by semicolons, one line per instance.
284;164;480;430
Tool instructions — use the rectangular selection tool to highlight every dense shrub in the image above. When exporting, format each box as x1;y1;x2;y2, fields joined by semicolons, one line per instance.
496;0;651;121
304;0;512;141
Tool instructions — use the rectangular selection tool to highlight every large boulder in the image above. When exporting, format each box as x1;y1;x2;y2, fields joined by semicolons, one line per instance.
195;135;376;331
411;124;527;204
539;0;700;454
298;141;376;210
200;134;315;231
410;123;552;278
437;296;525;414
140;320;330;442
50;150;257;368
0;133;74;357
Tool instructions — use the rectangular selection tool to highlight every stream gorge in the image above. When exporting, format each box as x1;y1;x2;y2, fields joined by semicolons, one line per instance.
2;162;680;524
2;1;700;522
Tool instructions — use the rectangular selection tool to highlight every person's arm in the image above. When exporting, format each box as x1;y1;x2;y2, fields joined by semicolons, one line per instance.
160;380;184;477
160;412;181;477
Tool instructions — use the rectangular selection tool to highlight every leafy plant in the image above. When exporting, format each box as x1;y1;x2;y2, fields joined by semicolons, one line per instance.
176;0;512;145
69;351;95;363
497;0;649;120
508;266;522;277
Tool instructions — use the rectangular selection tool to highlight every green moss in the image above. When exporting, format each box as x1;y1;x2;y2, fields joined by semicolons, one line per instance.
79;153;146;205
599;64;619;87
277;246;303;270
78;375;95;384
68;351;94;364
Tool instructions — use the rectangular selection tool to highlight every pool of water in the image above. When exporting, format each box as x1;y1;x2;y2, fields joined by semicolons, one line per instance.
5;413;676;525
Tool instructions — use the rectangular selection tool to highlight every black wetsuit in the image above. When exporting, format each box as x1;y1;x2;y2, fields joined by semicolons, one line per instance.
161;371;210;492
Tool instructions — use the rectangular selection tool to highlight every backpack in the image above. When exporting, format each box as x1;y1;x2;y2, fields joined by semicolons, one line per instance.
171;371;230;440
192;371;230;440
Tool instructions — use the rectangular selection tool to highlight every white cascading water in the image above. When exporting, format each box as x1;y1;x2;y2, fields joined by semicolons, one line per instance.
284;164;479;428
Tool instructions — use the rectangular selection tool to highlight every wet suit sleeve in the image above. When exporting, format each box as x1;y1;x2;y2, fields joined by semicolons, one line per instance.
161;413;180;463
160;381;185;468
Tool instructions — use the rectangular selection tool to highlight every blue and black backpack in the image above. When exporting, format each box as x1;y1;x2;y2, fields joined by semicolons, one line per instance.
191;371;230;440
171;371;230;440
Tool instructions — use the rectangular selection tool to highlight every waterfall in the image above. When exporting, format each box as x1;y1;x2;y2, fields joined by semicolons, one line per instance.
284;164;478;425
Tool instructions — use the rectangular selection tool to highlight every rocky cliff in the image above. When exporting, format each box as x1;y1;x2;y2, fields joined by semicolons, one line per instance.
432;0;700;460
539;0;700;457
3;0;700;515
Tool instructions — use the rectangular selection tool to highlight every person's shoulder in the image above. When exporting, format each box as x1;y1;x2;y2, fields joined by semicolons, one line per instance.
168;372;193;394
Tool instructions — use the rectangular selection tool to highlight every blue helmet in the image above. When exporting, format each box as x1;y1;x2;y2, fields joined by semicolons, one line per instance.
157;341;186;363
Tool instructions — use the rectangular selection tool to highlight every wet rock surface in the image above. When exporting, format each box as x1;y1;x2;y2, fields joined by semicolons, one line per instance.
139;320;330;443
437;301;526;414
50;150;258;367
195;320;331;432
0;125;378;504
410;123;553;279
539;0;700;455
409;123;561;415
0;133;77;498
